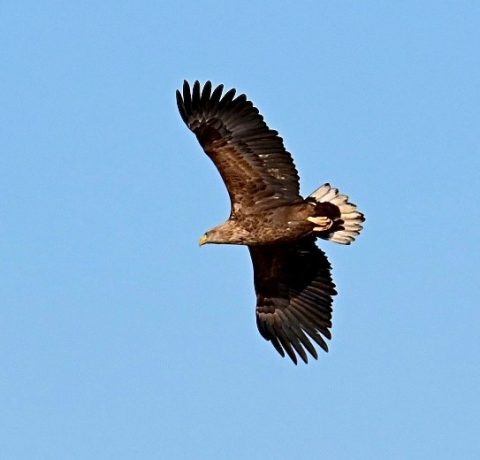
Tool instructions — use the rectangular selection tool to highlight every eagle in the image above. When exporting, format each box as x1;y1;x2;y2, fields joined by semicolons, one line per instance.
176;80;364;364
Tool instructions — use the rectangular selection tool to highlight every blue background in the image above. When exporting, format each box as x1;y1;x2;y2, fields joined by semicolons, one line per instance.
2;2;479;459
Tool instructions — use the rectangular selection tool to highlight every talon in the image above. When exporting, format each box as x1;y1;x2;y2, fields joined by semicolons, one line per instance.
307;216;333;231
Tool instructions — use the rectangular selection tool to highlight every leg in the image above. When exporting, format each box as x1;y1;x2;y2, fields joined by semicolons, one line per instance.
307;216;333;232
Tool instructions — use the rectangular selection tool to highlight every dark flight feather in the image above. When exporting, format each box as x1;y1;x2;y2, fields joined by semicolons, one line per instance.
249;237;336;364
176;80;302;216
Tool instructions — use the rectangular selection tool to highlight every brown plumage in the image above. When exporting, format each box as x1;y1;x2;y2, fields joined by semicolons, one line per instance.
176;80;365;364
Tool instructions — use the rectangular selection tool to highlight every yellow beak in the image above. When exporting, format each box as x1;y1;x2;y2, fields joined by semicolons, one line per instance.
199;234;208;246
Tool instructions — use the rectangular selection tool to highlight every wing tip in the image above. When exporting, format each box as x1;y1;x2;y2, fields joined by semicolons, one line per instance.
177;80;229;124
176;89;188;124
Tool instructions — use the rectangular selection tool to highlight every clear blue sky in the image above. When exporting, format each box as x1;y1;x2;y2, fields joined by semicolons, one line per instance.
2;2;479;459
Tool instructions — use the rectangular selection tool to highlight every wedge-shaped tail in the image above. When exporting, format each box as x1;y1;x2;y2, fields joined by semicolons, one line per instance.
309;183;365;245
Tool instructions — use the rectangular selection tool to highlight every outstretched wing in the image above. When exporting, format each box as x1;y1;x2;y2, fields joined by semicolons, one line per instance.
176;80;302;216
249;238;337;364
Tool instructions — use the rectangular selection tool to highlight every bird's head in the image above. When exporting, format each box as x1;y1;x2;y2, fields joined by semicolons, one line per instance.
199;221;245;246
199;232;209;246
199;228;223;246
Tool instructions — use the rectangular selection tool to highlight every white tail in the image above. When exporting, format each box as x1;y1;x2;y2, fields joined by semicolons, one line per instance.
309;183;365;245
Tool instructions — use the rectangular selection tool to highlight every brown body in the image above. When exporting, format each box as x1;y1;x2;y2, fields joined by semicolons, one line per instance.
177;80;364;364
205;200;341;245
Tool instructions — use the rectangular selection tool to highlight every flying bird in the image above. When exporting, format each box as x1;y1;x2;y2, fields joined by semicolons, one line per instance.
176;80;365;364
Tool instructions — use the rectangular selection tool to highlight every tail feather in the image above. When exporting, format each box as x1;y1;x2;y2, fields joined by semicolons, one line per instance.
309;183;365;245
